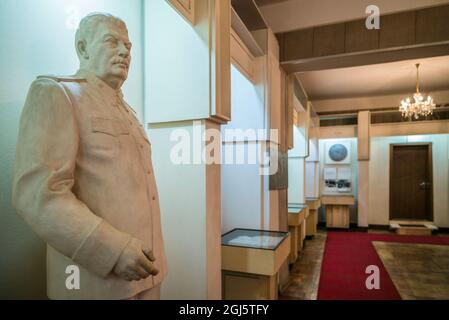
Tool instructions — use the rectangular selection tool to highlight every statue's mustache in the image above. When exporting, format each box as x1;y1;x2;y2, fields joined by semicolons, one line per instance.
112;59;130;67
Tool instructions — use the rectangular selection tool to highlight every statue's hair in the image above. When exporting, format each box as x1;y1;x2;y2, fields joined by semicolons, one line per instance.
75;12;128;59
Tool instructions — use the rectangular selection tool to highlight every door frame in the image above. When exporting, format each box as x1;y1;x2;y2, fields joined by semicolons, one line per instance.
389;143;434;221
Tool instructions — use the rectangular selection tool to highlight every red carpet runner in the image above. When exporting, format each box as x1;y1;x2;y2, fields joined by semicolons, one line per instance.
317;232;449;300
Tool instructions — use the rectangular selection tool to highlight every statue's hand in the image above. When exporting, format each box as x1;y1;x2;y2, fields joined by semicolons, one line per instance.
113;238;159;281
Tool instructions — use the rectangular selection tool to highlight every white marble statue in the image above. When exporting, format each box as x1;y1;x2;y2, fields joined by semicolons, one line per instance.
12;13;167;300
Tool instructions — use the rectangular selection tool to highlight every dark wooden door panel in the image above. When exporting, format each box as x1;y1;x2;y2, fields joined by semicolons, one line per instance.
390;144;432;220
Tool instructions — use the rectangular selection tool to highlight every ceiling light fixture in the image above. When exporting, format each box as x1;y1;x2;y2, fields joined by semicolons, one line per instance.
399;63;436;120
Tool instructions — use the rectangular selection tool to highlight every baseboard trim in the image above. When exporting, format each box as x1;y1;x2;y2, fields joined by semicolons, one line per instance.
317;222;449;234
438;227;449;234
369;224;391;230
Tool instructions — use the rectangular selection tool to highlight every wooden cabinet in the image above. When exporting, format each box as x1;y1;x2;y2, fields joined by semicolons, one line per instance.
306;198;321;236
221;229;290;300
222;271;277;300
288;226;298;264
288;205;307;262
168;0;196;25
322;196;355;229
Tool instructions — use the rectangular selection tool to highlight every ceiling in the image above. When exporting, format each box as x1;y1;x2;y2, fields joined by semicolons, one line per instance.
257;0;449;32
296;55;449;100
253;0;449;105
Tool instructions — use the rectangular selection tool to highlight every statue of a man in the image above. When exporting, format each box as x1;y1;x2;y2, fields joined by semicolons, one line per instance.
12;13;167;300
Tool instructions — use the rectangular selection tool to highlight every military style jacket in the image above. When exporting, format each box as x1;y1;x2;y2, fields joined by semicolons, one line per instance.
12;69;167;300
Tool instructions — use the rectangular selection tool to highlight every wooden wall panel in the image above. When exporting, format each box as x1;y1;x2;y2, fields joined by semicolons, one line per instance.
206;120;222;299
319;125;357;139
231;0;267;31
212;0;231;122
313;23;345;57
345;19;379;52
277;4;449;65
379;11;415;48
286;75;295;149
280;68;288;152
282;29;314;61
358;161;369;227
168;0;196;25
231;28;256;82
268;29;282;137
416;5;449;44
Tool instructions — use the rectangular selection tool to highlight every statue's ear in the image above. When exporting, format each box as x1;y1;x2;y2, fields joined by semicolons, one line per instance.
77;40;89;60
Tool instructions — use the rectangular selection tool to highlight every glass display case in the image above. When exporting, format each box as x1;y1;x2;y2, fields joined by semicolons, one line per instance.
288;203;307;214
222;228;289;250
221;228;291;300
288;204;308;226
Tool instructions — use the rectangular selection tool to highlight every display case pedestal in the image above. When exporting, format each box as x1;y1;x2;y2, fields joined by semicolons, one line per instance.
306;198;321;236
221;229;290;300
322;196;355;229
287;205;307;264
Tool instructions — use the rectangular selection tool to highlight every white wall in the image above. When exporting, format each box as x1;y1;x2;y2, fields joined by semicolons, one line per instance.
148;122;208;300
221;66;266;233
369;134;449;227
0;0;144;299
288;125;308;205
145;0;210;124
305;162;320;198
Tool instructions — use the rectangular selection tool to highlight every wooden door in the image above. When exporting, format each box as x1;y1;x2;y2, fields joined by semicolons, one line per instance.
390;144;433;221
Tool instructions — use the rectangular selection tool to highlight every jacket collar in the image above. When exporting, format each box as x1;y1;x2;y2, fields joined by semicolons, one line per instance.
76;69;124;99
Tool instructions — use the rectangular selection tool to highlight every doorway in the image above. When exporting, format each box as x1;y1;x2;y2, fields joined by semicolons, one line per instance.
389;143;433;221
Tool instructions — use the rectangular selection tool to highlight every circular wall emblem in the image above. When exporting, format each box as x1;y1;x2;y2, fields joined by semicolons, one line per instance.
329;144;348;162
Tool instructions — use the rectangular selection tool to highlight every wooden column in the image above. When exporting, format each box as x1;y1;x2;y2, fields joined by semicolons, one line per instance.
358;111;370;228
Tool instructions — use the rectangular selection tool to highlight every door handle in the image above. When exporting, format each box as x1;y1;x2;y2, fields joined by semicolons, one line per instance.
420;182;430;190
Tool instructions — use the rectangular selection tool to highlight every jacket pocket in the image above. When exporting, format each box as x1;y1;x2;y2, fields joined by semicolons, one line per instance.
86;117;129;158
91;117;129;137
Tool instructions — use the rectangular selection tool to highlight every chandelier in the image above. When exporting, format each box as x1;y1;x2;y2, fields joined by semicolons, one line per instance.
399;63;436;120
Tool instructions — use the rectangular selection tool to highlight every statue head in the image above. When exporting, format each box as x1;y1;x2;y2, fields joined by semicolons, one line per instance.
75;13;131;90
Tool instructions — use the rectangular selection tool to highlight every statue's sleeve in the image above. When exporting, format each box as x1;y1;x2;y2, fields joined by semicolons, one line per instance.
12;78;132;278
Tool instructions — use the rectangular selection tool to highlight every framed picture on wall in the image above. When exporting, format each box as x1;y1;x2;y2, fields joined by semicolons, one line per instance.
325;141;351;164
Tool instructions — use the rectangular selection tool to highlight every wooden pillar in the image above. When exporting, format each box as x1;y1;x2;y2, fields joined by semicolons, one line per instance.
358;111;370;228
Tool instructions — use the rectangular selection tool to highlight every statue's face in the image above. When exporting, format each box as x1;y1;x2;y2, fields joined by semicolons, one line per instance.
86;21;132;89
